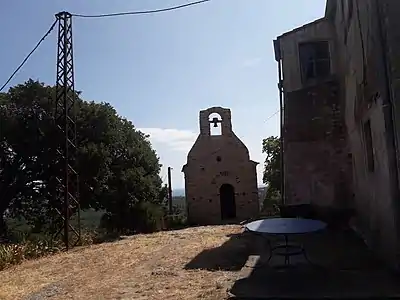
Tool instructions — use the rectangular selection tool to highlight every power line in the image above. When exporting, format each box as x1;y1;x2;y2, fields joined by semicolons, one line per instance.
0;20;57;92
265;109;280;122
71;0;210;18
0;1;210;92
161;173;168;183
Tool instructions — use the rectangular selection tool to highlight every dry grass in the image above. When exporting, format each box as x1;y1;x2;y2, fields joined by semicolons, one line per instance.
0;225;245;300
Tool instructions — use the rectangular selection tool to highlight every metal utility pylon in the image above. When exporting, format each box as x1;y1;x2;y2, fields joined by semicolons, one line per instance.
53;11;80;250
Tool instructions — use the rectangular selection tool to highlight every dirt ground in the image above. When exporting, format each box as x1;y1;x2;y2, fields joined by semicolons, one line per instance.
0;225;245;300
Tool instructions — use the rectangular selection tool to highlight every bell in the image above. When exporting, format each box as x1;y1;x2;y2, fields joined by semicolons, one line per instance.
212;117;219;127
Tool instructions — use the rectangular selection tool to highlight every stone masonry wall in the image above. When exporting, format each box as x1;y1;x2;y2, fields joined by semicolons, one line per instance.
277;17;352;208
279;0;400;270
183;107;259;225
380;0;400;266
381;0;400;192
284;80;352;207
330;0;400;268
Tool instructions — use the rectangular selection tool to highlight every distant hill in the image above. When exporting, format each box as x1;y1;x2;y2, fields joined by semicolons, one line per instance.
172;188;185;197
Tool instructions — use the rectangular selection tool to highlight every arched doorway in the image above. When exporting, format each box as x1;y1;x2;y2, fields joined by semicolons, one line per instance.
220;184;236;220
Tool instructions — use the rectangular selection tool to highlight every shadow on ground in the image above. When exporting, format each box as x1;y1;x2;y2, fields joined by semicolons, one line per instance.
184;232;266;271
229;267;400;299
228;228;400;299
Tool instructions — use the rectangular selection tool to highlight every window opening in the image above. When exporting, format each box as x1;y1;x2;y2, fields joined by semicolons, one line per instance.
299;41;331;81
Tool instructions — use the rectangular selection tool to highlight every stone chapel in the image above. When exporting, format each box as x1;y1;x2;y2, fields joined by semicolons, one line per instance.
182;107;259;225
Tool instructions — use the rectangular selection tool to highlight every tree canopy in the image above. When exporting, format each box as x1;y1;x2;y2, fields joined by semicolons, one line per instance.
0;79;167;237
262;136;281;207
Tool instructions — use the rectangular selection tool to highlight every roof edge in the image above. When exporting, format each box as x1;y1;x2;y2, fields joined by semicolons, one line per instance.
276;17;326;40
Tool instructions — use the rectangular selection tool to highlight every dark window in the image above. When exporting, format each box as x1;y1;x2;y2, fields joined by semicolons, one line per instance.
363;120;374;172
216;156;222;162
299;41;331;82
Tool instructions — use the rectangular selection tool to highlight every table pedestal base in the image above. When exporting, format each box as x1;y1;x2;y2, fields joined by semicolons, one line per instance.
249;234;321;270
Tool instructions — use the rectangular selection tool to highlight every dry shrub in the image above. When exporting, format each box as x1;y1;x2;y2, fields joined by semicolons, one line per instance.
0;239;61;270
0;228;116;271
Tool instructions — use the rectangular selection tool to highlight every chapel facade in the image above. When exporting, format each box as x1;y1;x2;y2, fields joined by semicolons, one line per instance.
182;106;259;225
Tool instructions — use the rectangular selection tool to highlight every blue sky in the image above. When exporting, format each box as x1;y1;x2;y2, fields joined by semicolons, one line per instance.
0;0;326;189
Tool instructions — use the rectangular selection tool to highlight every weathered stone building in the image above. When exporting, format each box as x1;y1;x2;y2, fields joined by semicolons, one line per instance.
274;19;353;209
274;0;400;269
182;107;259;225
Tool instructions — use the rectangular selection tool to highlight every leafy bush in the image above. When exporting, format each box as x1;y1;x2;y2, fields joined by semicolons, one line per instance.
84;228;121;244
262;189;281;211
99;201;164;234
167;214;188;230
135;201;164;233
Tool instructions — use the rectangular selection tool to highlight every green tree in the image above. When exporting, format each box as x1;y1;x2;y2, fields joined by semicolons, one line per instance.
0;80;55;236
0;79;166;236
262;136;281;208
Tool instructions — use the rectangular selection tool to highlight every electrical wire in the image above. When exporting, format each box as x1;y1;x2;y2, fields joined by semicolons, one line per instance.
71;0;210;18
265;109;280;122
0;20;57;92
0;1;210;92
161;173;168;183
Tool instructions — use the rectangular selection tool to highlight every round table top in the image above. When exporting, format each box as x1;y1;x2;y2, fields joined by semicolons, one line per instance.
245;218;327;235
